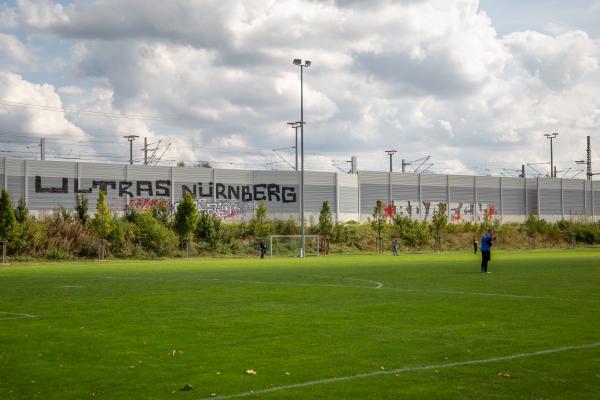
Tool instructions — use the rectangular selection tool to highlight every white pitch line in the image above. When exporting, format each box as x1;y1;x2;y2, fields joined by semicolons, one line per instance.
201;341;600;400
88;275;596;303
314;275;384;289
0;311;38;320
381;287;560;300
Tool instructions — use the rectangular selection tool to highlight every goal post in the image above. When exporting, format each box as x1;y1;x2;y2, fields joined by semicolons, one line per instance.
268;235;320;257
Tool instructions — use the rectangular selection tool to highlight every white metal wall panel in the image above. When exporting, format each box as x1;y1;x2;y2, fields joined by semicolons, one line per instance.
563;180;584;215
476;176;500;204
28;160;76;178
7;176;24;203
6;159;25;176
391;173;419;201
337;172;358;187
305;171;336;186
254;170;301;213
128;165;170;180
501;178;525;215
6;159;25;203
216;169;253;185
172;166;212;182
360;184;388;213
590;181;600;217
449;175;474;202
254;170;298;185
525;179;538;215
503;188;525;214
172;167;212;204
503;178;525;189
358;171;388;185
339;186;358;213
1;158;593;220
585;181;592;215
28;177;75;210
449;175;473;187
338;173;358;214
422;174;447;202
539;179;561;215
79;163;125;179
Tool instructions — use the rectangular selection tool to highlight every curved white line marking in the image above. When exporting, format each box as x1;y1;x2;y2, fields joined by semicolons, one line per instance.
0;311;38;320
99;276;595;302
314;275;384;289
200;342;600;400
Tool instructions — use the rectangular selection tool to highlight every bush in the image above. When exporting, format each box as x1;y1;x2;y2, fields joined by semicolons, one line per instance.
272;218;299;235
392;216;430;248
133;211;178;257
44;216;99;258
108;218;138;257
8;218;46;256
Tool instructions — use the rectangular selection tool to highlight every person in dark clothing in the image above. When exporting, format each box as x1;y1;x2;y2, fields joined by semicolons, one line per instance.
473;239;478;254
480;229;496;273
392;239;399;256
259;239;266;259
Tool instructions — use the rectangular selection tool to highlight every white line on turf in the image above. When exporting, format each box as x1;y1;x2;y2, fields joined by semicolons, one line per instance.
98;275;590;302
314;275;384;289
200;341;600;400
0;311;38;320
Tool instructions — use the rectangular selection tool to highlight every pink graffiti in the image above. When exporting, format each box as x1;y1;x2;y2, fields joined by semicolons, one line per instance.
129;198;171;211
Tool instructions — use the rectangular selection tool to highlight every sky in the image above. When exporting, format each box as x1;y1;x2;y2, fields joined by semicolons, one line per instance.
0;0;599;176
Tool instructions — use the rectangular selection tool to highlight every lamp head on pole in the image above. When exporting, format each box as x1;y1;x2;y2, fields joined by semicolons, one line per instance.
293;59;311;67
544;132;559;139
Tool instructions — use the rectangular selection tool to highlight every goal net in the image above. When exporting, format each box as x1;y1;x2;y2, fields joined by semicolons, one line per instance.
268;235;320;257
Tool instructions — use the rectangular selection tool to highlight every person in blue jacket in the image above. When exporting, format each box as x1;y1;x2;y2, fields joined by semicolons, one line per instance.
480;229;496;273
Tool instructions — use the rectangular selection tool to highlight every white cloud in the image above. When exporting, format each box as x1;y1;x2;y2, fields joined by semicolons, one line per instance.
3;0;599;174
0;71;86;139
504;30;599;89
0;3;19;30
0;33;32;64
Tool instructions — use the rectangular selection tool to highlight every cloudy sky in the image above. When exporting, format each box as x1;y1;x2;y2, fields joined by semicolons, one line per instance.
1;0;599;176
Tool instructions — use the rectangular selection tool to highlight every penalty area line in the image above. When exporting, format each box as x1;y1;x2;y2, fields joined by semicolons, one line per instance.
201;341;600;400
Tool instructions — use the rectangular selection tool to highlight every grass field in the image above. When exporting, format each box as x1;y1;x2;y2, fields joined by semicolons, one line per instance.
1;250;600;399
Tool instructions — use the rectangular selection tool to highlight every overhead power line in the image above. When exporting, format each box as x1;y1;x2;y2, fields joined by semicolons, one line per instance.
0;100;177;122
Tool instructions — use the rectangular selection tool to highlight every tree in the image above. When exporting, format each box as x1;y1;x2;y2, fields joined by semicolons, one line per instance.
14;198;29;224
371;200;386;254
174;193;199;258
152;203;171;226
0;190;16;263
524;214;540;249
75;193;89;225
196;211;222;250
318;201;333;238
91;191;113;260
251;200;271;238
431;206;448;252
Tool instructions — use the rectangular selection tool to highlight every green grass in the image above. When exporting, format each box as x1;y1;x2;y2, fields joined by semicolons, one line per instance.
1;250;600;399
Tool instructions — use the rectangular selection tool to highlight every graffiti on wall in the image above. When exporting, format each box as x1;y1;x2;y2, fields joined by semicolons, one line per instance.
34;176;296;203
174;199;258;220
129;198;172;211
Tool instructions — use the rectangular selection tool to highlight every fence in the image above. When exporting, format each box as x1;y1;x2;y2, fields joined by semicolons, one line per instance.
1;158;597;222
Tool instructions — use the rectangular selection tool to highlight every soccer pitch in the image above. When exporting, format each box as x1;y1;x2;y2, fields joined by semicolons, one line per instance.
1;251;599;399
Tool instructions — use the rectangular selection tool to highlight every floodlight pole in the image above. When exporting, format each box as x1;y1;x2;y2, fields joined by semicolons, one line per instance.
293;59;311;258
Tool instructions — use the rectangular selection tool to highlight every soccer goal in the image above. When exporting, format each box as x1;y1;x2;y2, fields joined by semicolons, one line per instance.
268;235;320;257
